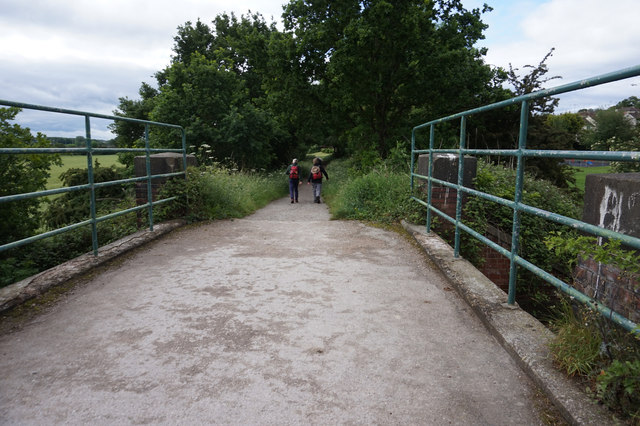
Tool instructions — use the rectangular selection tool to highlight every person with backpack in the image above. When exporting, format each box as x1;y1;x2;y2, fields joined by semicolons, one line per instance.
307;157;329;203
285;158;301;203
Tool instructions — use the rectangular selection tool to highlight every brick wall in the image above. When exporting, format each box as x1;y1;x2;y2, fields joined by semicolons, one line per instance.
417;154;512;293
574;257;640;323
478;226;512;292
576;173;640;324
134;153;197;225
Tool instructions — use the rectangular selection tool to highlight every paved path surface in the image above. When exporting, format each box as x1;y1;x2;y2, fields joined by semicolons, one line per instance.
0;187;548;425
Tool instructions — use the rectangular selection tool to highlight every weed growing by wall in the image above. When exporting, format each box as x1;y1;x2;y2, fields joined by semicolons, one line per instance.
157;164;288;222
323;159;422;224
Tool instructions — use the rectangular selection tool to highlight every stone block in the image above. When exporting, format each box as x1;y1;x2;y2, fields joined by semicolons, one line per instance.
134;152;198;179
417;154;477;188
582;173;640;239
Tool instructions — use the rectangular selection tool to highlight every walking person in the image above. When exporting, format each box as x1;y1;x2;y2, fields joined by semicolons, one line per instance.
307;157;329;203
286;158;301;203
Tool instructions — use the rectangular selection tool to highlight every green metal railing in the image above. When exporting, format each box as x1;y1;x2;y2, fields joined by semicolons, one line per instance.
410;65;640;334
0;99;188;256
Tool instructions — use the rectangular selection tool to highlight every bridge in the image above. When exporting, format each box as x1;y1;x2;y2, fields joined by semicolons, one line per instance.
0;189;609;424
4;66;639;424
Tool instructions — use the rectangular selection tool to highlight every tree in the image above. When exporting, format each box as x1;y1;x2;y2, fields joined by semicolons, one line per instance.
110;82;158;169
584;108;635;151
0;107;60;245
583;107;640;173
616;96;640;109
171;19;215;65
284;0;495;167
112;12;301;170
506;48;561;116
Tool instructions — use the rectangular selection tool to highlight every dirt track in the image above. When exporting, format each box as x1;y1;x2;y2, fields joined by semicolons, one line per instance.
0;186;547;424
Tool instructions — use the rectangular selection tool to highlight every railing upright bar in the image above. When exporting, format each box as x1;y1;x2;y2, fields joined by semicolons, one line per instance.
410;129;416;190
507;101;530;305
426;124;435;233
181;129;188;175
85;115;99;256
454;116;466;257
145;124;154;232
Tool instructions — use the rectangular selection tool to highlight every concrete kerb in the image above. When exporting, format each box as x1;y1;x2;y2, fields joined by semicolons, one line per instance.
401;221;612;426
0;219;186;314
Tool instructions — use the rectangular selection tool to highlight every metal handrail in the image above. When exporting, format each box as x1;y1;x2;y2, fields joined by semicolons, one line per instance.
410;65;640;334
0;99;188;256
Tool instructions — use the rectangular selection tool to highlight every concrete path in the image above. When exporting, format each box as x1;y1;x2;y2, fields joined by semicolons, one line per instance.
0;186;548;425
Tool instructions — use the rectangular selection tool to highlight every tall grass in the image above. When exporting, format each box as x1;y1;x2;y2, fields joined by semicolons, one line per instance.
158;164;289;221
323;158;422;224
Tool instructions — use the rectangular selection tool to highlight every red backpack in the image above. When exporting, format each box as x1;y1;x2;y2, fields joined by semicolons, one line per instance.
289;165;299;179
311;165;322;180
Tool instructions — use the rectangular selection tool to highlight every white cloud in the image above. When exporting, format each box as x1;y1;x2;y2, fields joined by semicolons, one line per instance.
469;0;640;111
0;0;286;138
1;0;638;138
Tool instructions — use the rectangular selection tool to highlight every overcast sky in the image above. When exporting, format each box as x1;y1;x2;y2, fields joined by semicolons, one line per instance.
1;0;639;139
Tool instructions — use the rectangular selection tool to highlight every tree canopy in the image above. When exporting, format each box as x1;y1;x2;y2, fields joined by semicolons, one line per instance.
110;1;635;175
0;107;60;245
113;0;498;170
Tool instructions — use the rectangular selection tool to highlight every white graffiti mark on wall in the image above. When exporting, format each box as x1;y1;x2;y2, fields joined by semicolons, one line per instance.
594;186;624;298
628;191;639;211
598;185;623;233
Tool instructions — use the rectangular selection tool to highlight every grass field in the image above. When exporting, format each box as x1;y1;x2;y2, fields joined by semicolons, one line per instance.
571;166;612;191
47;155;122;190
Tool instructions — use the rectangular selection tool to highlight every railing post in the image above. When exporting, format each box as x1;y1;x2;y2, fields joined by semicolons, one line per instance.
181;129;188;175
410;129;416;190
85;115;98;256
426;124;435;233
454;116;466;258
144;124;154;231
508;101;529;305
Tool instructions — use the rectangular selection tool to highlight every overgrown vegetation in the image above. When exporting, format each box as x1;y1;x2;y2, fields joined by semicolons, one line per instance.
544;233;640;422
156;163;288;222
548;294;640;422
324;160;422;224
456;160;581;316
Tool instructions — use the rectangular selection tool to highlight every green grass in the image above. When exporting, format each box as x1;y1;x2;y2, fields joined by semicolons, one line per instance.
47;155;121;190
571;166;611;192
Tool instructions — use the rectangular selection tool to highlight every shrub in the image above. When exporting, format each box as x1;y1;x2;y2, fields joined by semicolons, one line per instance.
1;210;138;288
597;359;640;420
549;293;640;421
462;160;582;316
324;159;422;224
157;164;288;222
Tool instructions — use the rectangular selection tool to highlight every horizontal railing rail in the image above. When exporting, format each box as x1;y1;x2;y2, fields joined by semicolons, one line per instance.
410;65;640;335
0;99;188;257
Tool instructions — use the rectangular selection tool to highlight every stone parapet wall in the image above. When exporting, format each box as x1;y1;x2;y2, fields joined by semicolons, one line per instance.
417;154;513;292
574;173;640;323
134;153;197;206
574;257;640;323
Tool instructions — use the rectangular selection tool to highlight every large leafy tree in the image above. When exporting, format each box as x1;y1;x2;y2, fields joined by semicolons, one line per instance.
0;107;60;245
583;107;640;173
115;13;296;170
114;1;502;170
284;0;494;165
584;108;636;150
109;82;158;169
